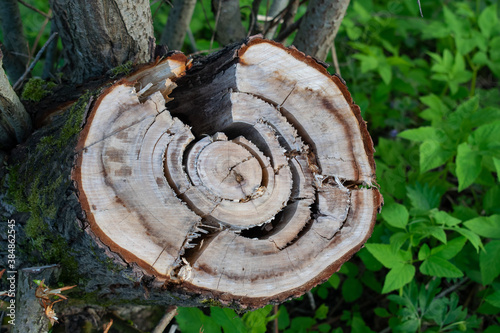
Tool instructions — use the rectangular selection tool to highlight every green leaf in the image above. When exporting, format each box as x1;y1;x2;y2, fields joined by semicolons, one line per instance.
315;304;329;320
420;256;464;278
382;262;416;293
289;317;316;332
277;305;290;330
418;243;431;260
211;308;246;333
464;215;500;238
448;96;479;130
453;227;483;252
480;240;500;285
378;62;392;85
328;273;341;289
176;307;221;333
494;158;500;182
358;248;383;271
243;305;273;333
365;244;409;269
374;307;391;318
485;291;500;308
407;182;442;212
478;5;499;39
398;126;441;142
342;277;363;302
381;203;409;229
433;210;461;226
420;140;453;173
431;236;467;260
456;142;482;191
420;256;463;278
471;121;500;153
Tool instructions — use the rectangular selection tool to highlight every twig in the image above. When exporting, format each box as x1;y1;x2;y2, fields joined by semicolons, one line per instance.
13;32;58;90
199;0;214;34
187;27;198;53
273;304;279;333
249;0;263;35
210;0;222;50
436;278;469;299
331;41;340;75
275;16;302;43
417;0;423;17
29;8;52;63
17;0;51;19
306;291;316;310
152;306;178;333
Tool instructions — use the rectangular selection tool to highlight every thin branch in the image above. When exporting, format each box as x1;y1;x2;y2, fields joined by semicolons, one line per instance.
417;0;423;17
249;0;262;35
275;16;302;43
13;32;58;90
17;0;51;19
210;0;222;50
152;306;177;333
436;278;470;299
331;41;340;75
29;8;52;63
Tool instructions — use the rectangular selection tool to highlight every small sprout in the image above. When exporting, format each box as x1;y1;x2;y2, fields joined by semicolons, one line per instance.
103;319;114;333
35;279;76;325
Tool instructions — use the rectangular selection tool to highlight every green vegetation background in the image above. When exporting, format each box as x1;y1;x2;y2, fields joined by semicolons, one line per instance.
2;0;499;331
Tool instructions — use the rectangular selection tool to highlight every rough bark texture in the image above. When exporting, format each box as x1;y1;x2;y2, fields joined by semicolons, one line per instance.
293;0;350;61
160;0;197;50
49;0;154;83
212;0;247;46
0;0;29;82
0;51;32;149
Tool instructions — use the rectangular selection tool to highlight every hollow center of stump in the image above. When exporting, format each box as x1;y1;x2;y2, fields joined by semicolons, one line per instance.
197;141;262;201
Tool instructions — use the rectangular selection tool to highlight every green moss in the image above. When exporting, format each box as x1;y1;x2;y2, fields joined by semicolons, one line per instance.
201;299;222;307
6;90;100;284
110;61;133;78
21;78;57;102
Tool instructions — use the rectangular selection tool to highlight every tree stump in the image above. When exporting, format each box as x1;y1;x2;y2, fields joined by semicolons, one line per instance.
73;37;382;307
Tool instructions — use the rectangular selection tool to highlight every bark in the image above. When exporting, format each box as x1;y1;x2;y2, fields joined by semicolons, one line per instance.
293;0;351;61
160;0;197;50
49;0;154;83
212;0;247;46
0;50;32;149
0;0;29;82
3;39;381;330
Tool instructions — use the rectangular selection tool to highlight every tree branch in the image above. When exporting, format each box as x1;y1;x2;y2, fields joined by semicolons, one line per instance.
160;0;197;50
0;0;29;82
0;49;32;149
211;0;246;46
293;0;350;61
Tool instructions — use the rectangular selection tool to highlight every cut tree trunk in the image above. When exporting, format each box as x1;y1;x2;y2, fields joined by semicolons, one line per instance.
72;37;382;307
4;38;381;322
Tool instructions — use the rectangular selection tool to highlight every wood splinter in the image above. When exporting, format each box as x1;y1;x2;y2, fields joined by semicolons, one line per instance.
73;37;383;308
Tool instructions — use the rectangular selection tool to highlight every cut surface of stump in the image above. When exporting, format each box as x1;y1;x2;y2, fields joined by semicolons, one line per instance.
73;38;383;307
